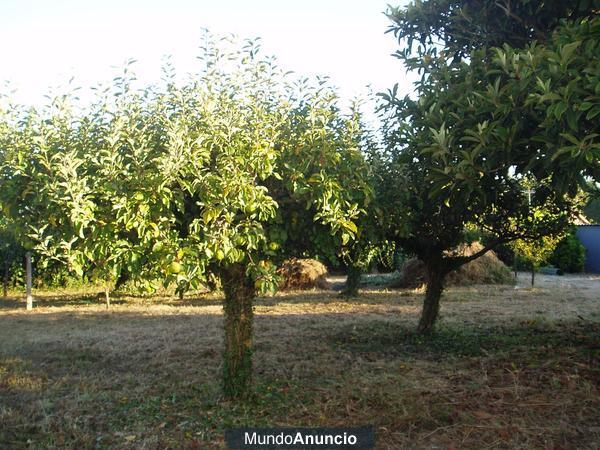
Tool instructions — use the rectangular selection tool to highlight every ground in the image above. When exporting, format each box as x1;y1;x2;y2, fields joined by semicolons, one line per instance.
0;273;599;449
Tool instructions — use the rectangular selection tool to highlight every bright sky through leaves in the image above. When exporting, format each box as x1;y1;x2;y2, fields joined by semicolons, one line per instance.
0;0;412;111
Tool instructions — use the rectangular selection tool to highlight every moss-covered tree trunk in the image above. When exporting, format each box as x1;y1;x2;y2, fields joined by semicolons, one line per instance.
417;259;448;334
220;263;255;398
340;264;361;297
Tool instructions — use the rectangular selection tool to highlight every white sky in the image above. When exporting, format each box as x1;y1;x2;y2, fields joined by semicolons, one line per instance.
0;0;413;114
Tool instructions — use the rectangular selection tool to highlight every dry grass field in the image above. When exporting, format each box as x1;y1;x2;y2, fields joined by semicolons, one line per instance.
1;274;599;449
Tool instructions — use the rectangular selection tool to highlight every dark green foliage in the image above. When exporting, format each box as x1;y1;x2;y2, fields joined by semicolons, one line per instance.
391;249;409;271
513;255;531;272
550;231;586;273
585;196;600;224
387;0;598;65
0;225;24;295
386;1;600;193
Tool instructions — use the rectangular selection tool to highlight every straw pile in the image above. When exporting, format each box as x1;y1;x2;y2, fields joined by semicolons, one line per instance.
389;242;513;289
277;258;331;290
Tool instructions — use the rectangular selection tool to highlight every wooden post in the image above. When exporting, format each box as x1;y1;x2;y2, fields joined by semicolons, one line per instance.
25;252;33;310
104;286;110;309
3;263;8;298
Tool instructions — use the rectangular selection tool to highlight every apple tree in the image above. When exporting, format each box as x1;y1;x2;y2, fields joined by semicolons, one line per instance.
160;36;371;397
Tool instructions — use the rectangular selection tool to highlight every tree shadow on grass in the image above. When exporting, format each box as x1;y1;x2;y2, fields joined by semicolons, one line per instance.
328;320;600;360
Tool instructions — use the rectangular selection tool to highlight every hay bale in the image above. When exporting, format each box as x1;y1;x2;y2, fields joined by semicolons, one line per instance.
278;258;331;290
389;242;513;289
388;258;427;289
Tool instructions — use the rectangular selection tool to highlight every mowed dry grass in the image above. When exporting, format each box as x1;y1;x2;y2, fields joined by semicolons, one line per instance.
0;274;599;449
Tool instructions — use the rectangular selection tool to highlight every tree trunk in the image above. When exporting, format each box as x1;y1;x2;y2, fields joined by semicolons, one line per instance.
220;263;255;399
25;252;33;310
3;263;8;298
340;264;361;298
417;261;447;334
114;270;130;290
177;281;188;301
531;264;535;286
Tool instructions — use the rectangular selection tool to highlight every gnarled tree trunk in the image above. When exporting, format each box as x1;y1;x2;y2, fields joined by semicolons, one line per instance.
340;264;361;298
417;259;448;334
220;263;255;398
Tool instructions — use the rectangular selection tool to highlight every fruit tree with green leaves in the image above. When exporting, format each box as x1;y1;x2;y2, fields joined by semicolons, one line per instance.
512;234;562;286
380;0;596;333
162;37;371;397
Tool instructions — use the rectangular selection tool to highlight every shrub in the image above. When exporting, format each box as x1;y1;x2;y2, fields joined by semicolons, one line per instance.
550;231;585;273
584;197;600;224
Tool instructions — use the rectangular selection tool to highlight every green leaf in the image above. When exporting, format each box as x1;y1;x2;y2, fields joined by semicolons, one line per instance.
553;102;568;119
560;41;581;64
341;220;358;234
559;133;580;146
586;107;600;120
202;208;219;224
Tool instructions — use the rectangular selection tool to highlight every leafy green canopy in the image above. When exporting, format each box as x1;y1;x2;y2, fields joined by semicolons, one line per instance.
381;2;597;261
387;1;600;192
0;36;370;292
388;0;597;63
